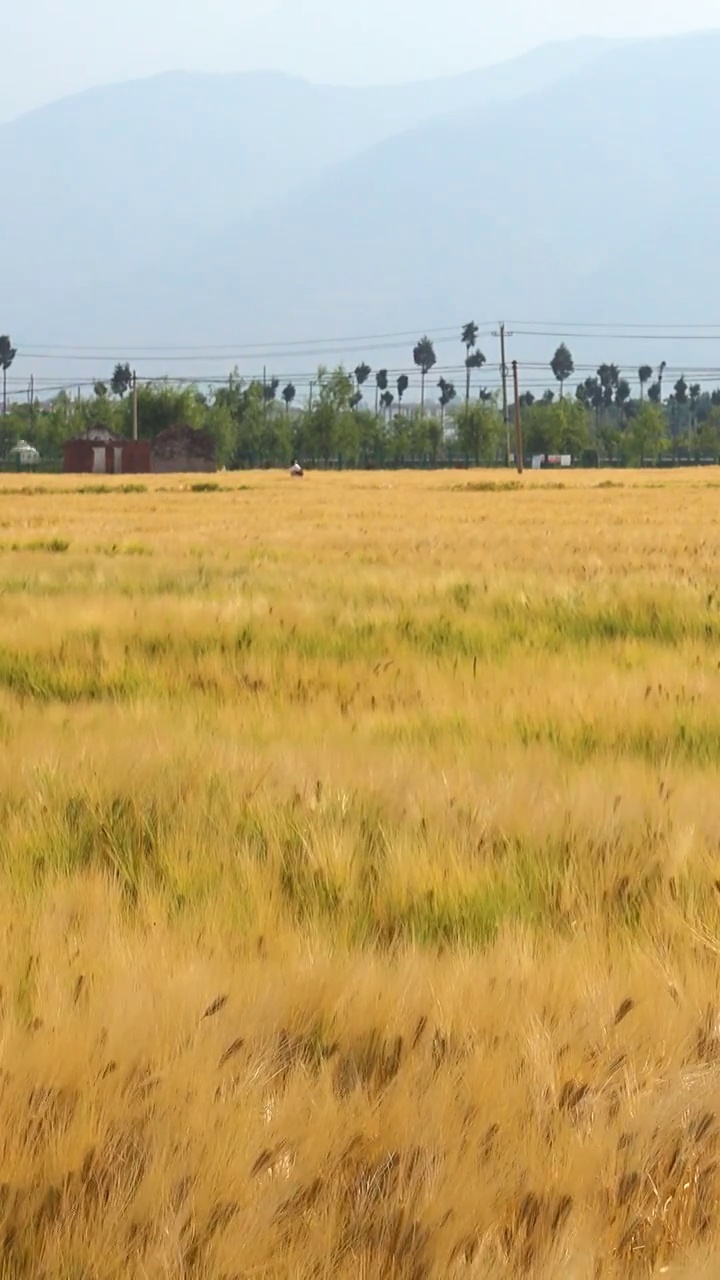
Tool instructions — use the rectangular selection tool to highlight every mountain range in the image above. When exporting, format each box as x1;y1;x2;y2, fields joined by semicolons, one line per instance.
4;30;720;393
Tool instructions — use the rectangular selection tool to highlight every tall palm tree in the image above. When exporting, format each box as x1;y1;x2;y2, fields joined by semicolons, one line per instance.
690;383;702;435
375;368;388;416
658;360;667;403
638;365;653;400
0;335;17;417
413;337;436;412
597;364;620;416
438;377;457;434
380;390;394;420
465;350;487;405
550;344;574;400
354;363;371;399
461;321;479;404
396;374;409;413
615;378;631;426
461;321;478;354
674;375;688;407
579;376;604;433
282;382;296;415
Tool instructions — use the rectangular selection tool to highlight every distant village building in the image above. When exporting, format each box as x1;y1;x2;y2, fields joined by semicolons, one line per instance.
151;425;217;473
63;425;151;474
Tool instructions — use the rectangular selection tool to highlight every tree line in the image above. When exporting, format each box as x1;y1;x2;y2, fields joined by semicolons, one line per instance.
2;328;720;468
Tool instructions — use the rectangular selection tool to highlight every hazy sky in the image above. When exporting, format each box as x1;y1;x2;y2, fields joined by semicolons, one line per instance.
4;0;720;120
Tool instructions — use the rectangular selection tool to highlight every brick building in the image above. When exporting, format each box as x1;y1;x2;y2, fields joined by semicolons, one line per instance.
63;426;151;475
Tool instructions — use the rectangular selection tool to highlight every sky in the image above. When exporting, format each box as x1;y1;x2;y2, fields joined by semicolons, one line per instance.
3;0;720;120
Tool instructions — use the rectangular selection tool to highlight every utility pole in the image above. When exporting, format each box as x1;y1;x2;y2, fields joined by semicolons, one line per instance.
492;322;513;466
512;360;524;475
132;370;138;441
308;380;314;412
27;375;35;429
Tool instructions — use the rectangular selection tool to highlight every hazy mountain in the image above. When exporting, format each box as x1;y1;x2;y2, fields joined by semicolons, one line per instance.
7;31;720;387
169;30;720;367
2;36;609;302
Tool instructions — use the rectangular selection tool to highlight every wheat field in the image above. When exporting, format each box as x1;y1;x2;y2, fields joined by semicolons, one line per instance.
2;469;720;1278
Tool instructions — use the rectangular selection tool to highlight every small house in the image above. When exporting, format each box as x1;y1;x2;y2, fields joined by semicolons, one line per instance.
63;426;151;474
151;424;217;473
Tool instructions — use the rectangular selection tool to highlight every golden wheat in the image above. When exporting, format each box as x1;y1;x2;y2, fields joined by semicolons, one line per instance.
1;468;720;1277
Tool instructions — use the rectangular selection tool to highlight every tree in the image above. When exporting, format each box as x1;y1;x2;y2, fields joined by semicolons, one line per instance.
542;389;555;404
263;377;279;403
93;381;108;399
697;407;720;462
671;375;689;438
128;380;205;440
550;343;574;399
577;376;603;431
597;364;620;411
522;399;588;458
674;375;688;406
354;363;371;397
615;379;631;412
413;336;436;412
380;390;394;419
690;384;702;424
0;335;17;417
374;368;388;416
658;360;667;402
648;382;661;404
111;362;133;399
465;350;487;405
638;365;653;399
461;322;485;405
461;321;479;358
555;399;590;457
396;374;409;412
304;366;355;464
437;377;457;433
282;382;296;415
454;401;501;465
624;401;667;466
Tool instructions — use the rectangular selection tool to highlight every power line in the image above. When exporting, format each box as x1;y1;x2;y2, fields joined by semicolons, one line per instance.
507;319;720;330
14;323;498;355
512;329;720;342
15;317;720;356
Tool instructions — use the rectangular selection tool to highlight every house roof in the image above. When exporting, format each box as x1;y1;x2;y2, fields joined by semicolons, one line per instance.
64;425;126;445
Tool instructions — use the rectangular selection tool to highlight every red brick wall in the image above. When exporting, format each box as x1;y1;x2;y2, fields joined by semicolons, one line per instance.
121;442;151;473
63;440;95;473
63;440;151;474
